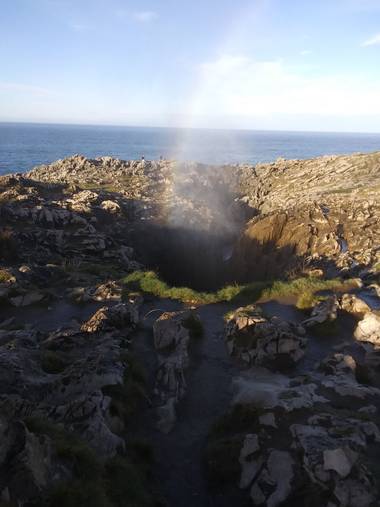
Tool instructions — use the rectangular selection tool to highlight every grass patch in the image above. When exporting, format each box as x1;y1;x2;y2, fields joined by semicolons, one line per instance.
296;292;327;311
123;270;355;307
0;269;13;283
374;262;380;273
123;270;219;304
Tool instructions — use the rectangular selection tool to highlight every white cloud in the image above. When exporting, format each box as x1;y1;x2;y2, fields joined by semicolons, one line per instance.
361;33;380;46
186;54;380;120
133;11;157;23
300;50;312;55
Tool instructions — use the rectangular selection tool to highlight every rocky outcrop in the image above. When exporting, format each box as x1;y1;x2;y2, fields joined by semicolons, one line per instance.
225;305;306;368
152;310;201;433
231;152;380;279
355;312;380;346
211;352;380;506
0;296;142;505
339;293;371;316
302;295;339;328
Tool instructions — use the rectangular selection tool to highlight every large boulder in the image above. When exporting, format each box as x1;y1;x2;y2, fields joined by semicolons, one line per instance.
339;294;371;316
302;295;339;328
225;305;306;368
354;312;380;346
153;310;191;350
81;301;140;333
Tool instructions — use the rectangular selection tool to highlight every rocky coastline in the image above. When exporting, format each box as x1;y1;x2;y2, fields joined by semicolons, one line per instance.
0;151;380;506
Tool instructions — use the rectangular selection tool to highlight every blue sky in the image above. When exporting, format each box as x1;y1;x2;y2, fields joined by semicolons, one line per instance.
1;0;380;131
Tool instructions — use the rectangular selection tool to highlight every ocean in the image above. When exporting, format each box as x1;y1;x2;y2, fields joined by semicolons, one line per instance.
1;122;380;175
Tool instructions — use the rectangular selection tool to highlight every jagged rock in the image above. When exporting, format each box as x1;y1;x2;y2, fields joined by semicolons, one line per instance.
225;305;306;368
323;448;358;478
152;310;199;433
339;293;371;315
239;434;261;489
258;412;277;428
290;419;376;505
10;291;46;307
93;281;123;301
153;310;191;350
68;281;124;303
100;200;121;213
359;405;377;415
67;286;93;303
302;295;339;327
354;312;380;346
156;397;177;434
0;420;59;505
19;265;31;273
368;283;380;297
319;353;380;398
81;302;140;333
232;368;328;412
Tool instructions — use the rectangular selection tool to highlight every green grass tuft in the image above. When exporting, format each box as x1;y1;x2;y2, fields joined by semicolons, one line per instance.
296;292;327;310
123;270;355;307
0;269;13;283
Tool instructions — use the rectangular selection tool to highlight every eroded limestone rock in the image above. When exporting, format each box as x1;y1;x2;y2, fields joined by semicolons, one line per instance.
225;305;306;368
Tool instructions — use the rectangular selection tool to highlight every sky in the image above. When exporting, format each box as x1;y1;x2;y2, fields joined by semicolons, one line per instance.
1;0;380;132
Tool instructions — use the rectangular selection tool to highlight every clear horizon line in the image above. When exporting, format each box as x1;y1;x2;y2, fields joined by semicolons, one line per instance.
1;120;380;136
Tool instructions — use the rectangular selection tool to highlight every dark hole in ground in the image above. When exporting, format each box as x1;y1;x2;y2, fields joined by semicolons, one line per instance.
130;225;238;291
128;222;315;292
